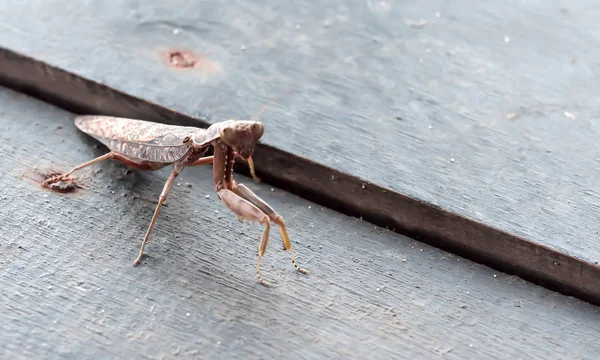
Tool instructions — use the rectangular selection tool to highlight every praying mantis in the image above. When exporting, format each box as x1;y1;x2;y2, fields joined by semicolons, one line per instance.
42;101;309;286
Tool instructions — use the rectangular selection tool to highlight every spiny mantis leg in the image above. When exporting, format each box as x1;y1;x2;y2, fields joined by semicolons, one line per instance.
217;189;273;286
133;162;184;265
231;180;308;275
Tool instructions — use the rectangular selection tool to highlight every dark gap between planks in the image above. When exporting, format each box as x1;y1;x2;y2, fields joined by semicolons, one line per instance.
1;47;599;306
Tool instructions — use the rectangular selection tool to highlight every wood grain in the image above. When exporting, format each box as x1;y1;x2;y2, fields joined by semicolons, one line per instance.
2;86;600;359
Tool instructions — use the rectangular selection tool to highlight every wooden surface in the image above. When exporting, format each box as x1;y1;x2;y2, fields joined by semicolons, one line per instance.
0;1;598;271
2;86;600;359
5;47;600;308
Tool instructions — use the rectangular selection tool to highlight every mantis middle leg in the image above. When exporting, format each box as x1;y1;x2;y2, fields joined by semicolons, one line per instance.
133;162;184;265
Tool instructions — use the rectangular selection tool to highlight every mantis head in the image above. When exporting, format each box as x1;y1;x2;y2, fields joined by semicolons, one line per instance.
218;120;264;159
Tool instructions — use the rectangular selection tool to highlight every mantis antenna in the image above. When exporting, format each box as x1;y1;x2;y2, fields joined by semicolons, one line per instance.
249;54;360;122
251;84;299;122
245;52;369;179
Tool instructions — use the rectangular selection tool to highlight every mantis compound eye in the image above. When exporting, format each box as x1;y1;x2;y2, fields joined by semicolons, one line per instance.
251;122;264;140
219;126;239;147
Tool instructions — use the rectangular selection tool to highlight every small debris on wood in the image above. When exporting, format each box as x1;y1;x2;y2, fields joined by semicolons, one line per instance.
504;36;511;43
504;112;519;120
434;345;453;355
323;18;331;27
406;19;427;28
41;172;79;193
167;50;198;68
564;111;576;120
513;300;522;307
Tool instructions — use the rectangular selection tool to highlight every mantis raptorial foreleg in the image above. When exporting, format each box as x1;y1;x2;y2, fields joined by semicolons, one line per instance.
231;181;308;275
190;154;260;183
190;155;214;166
217;189;273;286
133;162;183;265
211;141;280;286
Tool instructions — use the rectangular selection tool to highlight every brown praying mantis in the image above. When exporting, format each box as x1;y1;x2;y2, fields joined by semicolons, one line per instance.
42;99;308;286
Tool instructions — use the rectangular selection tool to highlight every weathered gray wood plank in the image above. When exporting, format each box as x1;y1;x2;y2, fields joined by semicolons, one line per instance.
2;88;600;359
0;1;598;271
4;46;600;307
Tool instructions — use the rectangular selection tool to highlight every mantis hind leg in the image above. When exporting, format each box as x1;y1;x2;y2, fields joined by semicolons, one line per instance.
42;152;114;187
231;181;308;276
43;151;169;187
133;162;183;265
42;150;177;265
